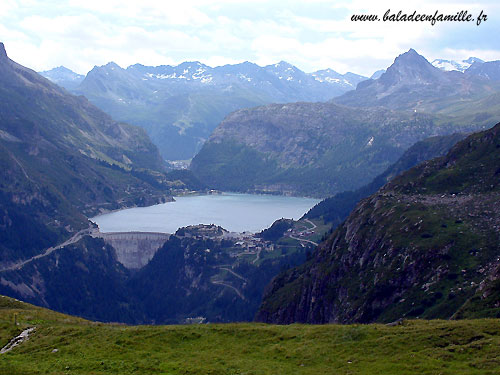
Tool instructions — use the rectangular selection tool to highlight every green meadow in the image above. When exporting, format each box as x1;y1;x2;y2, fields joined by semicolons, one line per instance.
0;296;499;374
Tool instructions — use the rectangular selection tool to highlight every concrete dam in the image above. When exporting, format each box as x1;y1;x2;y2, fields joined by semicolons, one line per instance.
96;232;170;269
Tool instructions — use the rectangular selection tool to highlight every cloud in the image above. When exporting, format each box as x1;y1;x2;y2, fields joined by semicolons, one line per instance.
0;0;18;17
1;0;499;76
67;0;214;26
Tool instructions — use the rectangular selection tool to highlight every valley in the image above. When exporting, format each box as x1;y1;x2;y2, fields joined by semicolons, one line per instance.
0;34;499;360
1;1;500;372
2;41;500;326
41;61;367;161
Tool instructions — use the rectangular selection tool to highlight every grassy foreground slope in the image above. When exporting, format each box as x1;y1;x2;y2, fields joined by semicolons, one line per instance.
0;296;499;374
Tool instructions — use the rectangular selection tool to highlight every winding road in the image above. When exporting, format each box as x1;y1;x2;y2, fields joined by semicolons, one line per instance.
288;219;319;246
0;227;93;272
211;280;246;300
218;267;248;282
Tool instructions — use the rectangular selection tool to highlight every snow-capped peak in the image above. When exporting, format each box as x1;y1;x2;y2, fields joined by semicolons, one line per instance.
431;57;484;72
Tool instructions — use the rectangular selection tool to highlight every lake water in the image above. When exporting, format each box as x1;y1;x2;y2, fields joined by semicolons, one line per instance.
91;193;320;234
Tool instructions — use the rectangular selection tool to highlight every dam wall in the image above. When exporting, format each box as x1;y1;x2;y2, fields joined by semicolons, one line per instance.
96;232;170;269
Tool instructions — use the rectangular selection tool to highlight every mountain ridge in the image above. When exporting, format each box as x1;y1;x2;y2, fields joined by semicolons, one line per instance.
257;123;500;324
431;57;484;72
41;60;368;160
335;49;500;114
0;42;176;274
190;100;490;197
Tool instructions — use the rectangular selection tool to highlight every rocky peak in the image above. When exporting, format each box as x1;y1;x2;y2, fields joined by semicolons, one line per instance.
103;61;121;70
391;48;435;72
83;62;125;83
267;61;297;74
176;61;202;70
464;57;484;65
379;48;443;86
275;61;294;68
0;42;7;61
52;66;72;73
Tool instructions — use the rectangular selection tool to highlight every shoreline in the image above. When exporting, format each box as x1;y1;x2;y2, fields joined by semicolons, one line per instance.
89;192;320;234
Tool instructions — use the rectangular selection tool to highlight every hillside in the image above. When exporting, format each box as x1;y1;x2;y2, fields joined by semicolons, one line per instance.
0;42;175;262
257;123;500;324
0;43;199;319
305;132;467;227
191;101;483;197
1;296;499;374
44;61;366;160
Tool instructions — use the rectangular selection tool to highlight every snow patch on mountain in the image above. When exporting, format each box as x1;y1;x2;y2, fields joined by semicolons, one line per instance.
431;57;484;72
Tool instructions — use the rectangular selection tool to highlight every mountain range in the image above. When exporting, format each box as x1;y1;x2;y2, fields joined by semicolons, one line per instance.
191;49;500;197
39;53;500;163
40;61;367;160
2;40;500;327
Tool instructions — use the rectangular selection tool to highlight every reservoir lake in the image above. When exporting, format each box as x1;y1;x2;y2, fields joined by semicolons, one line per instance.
91;193;320;234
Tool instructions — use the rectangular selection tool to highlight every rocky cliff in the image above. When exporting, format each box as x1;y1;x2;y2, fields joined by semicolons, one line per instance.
257;123;500;323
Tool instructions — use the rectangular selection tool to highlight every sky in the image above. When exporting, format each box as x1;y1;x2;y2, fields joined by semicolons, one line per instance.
0;0;499;76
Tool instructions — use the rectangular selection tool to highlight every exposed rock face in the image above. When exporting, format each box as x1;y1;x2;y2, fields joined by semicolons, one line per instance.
99;232;170;269
257;123;500;324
